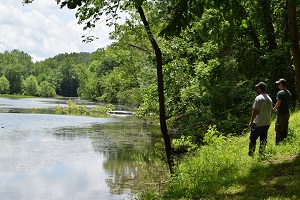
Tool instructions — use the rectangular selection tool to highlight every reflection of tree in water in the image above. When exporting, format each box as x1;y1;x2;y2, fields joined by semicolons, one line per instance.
90;122;169;196
103;149;170;196
51;119;169;196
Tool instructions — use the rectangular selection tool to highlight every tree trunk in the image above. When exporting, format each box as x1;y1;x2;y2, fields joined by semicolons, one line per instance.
247;23;261;49
283;0;290;43
235;1;260;48
137;6;174;174
288;0;300;105
259;0;277;49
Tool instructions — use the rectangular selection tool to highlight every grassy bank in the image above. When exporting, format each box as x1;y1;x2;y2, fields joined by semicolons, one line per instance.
0;94;35;98
140;110;300;199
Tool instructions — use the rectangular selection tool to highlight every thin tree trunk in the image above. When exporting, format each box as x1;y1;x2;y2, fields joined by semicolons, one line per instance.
283;0;290;43
235;1;260;48
137;6;174;174
288;0;300;105
259;0;277;49
247;23;261;49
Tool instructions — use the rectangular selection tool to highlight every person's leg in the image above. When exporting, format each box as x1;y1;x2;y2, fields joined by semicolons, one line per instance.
275;115;284;145
248;141;256;156
282;114;290;140
249;126;259;156
259;126;270;155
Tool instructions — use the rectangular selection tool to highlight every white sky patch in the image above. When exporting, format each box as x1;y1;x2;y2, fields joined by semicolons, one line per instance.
0;0;114;62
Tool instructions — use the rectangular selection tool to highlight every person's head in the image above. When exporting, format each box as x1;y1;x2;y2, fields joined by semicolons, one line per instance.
255;82;267;93
275;78;286;89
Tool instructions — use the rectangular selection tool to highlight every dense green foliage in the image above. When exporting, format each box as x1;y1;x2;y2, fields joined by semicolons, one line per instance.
0;50;88;97
22;75;39;96
0;75;10;94
139;110;300;199
12;0;300;139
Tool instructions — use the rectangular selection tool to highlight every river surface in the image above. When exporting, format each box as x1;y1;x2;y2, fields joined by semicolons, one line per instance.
0;97;168;200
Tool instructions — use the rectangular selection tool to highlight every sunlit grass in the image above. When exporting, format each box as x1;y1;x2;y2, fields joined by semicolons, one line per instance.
0;94;34;98
139;110;300;199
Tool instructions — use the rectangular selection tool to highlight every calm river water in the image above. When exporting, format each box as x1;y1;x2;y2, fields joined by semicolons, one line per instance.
0;97;168;200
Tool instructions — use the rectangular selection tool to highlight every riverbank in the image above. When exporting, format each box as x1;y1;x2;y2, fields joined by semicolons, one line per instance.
139;110;300;199
0;94;35;98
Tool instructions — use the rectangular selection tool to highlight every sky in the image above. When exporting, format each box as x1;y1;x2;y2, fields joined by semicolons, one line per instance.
0;0;114;62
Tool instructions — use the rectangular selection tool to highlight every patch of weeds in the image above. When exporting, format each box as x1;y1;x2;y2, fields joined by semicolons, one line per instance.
172;135;198;153
55;99;114;116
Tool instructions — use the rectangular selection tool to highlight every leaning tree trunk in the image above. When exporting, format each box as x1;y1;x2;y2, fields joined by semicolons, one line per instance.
137;6;174;174
288;0;300;105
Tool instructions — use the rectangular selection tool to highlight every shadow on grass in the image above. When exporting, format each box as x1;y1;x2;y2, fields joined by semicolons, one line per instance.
216;154;300;199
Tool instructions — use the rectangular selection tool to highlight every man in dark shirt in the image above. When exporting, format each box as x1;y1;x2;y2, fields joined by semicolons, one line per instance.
273;78;291;145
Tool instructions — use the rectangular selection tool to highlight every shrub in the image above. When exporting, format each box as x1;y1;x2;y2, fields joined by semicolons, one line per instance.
22;75;39;96
172;135;198;152
39;81;56;97
0;75;10;94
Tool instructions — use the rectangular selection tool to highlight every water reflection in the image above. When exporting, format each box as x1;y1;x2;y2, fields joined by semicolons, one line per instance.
0;98;168;199
0;153;124;200
53;121;170;196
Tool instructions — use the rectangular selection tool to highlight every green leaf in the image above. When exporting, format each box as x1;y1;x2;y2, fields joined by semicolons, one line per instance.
241;19;248;28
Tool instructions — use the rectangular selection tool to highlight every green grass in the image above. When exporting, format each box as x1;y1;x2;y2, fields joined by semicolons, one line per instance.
0;94;63;98
0;94;35;98
139;111;300;200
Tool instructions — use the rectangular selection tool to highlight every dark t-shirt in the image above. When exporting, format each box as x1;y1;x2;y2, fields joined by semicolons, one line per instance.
276;89;291;115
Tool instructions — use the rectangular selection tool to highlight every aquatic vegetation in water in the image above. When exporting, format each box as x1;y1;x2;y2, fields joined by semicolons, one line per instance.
55;99;114;116
90;104;114;116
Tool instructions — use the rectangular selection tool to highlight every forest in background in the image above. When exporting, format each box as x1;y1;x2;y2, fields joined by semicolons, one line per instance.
3;0;300;140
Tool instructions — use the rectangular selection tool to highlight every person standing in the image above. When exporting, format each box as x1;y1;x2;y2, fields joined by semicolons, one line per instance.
248;82;273;156
273;78;291;145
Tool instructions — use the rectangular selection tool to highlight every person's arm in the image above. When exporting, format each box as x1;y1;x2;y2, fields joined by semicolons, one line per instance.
249;108;259;127
273;99;281;112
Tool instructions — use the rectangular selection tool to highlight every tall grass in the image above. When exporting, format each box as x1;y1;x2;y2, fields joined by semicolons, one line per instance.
139;111;300;199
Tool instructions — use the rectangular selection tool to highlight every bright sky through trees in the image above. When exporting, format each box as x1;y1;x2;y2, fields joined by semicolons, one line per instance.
0;0;113;61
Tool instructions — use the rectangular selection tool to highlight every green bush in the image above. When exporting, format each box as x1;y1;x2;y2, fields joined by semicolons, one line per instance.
39;81;56;97
89;104;114;116
22;75;39;96
55;100;114;116
172;135;197;152
0;75;10;94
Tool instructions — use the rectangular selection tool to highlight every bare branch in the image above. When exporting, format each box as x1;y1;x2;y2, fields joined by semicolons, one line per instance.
128;44;151;54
